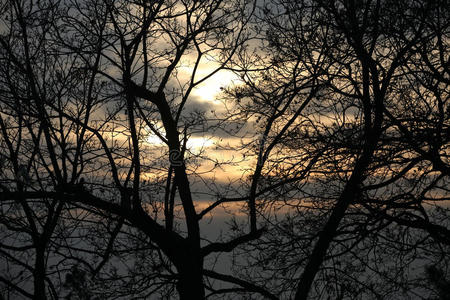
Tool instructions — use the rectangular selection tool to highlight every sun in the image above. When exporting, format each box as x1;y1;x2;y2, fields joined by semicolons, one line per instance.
192;69;239;103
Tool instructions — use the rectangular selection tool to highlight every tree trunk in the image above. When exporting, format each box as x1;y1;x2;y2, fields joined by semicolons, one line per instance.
33;247;47;300
176;255;205;300
294;184;357;300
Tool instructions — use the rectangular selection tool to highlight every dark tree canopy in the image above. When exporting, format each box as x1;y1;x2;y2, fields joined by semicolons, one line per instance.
0;0;449;299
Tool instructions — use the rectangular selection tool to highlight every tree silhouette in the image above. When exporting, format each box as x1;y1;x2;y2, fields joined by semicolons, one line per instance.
0;0;449;299
0;0;268;299
221;0;449;299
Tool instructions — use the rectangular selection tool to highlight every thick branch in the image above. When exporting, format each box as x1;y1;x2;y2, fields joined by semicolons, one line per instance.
201;228;265;257
204;269;278;300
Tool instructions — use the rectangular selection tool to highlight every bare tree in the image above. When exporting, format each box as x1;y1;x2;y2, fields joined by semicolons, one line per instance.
220;0;449;299
1;0;448;299
0;0;281;299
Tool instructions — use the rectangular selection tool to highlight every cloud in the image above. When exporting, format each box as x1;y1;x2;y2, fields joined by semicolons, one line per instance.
181;95;216;115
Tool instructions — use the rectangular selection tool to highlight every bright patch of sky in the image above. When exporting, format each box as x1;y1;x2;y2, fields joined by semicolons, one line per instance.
146;134;214;150
191;69;239;103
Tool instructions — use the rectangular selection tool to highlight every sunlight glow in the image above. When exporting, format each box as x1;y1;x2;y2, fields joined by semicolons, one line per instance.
186;136;215;149
192;69;239;103
146;133;214;150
